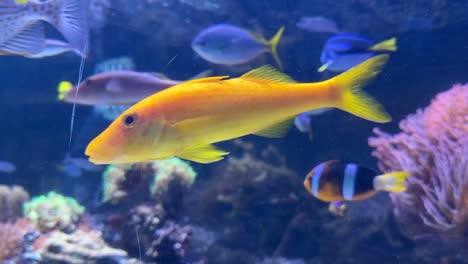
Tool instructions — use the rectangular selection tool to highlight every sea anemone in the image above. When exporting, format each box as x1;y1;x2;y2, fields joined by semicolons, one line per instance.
368;84;468;239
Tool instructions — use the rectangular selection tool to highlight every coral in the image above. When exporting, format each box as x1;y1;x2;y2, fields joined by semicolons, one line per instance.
369;84;468;239
33;228;135;264
150;157;197;199
0;219;34;262
98;159;196;262
101;204;191;263
190;141;306;255
102;158;196;217
0;185;30;222
23;192;85;233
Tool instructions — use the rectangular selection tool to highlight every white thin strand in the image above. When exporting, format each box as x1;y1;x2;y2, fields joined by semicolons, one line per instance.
135;225;142;263
162;54;178;72
68;38;89;149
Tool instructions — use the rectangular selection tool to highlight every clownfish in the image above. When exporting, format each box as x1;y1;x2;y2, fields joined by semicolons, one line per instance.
304;160;410;203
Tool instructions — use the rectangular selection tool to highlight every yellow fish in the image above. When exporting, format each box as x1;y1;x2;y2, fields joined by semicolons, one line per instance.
86;55;391;164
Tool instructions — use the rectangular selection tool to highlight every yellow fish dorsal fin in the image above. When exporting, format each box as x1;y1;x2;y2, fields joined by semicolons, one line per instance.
57;81;73;100
184;76;229;84
178;143;229;164
369;37;397;52
253;117;294;138
241;65;296;83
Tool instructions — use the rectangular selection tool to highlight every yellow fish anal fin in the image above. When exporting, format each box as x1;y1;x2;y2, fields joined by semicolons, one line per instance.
253;117;294;138
184;76;229;84
241;65;296;83
369;37;397;52
178;143;229;164
57;81;73;100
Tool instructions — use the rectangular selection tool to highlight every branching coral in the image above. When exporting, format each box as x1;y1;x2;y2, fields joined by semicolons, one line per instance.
0;185;30;222
369;84;468;239
23;192;85;232
0;219;34;261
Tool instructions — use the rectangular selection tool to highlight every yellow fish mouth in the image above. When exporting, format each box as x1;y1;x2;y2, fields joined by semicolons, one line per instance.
85;141;116;165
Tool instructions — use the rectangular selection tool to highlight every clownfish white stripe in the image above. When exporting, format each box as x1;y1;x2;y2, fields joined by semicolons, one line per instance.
312;162;324;196
343;163;357;200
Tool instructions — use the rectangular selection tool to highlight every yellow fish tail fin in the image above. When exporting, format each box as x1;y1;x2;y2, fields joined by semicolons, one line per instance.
332;55;391;123
57;81;73;101
373;171;411;192
267;26;285;70
369;37;397;52
178;143;229;164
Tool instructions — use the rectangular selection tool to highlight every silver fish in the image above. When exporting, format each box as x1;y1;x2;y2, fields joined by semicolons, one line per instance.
0;0;88;55
25;39;85;59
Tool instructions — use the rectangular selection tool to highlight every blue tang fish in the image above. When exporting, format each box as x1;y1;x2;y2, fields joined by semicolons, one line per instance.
0;0;88;56
319;34;397;72
192;24;284;68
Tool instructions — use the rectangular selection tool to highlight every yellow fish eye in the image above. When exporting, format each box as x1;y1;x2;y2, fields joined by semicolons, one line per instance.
122;113;138;128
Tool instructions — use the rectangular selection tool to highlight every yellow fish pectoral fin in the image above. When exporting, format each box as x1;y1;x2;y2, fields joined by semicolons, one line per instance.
178;143;229;164
253;117;294;138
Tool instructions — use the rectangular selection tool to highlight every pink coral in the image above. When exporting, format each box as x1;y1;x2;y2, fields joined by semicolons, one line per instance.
368;84;468;239
0;219;33;261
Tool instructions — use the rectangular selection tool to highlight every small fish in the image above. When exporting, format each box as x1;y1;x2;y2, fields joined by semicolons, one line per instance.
192;24;284;68
59;154;102;177
294;108;332;140
25;39;85;59
86;55;391;165
93;105;130;121
296;16;340;34
0;160;16;173
319;34;397;72
58;70;212;105
94;56;136;74
0;0;89;55
304;160;410;204
328;201;346;216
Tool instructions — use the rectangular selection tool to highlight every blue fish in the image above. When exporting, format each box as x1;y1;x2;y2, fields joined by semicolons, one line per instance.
319;34;397;72
294;108;332;140
0;160;15;174
192;24;284;68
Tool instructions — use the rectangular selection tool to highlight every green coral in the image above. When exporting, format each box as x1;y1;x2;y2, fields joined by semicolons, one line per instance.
23;192;85;232
150;158;197;198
